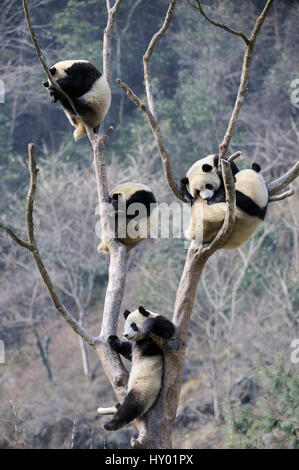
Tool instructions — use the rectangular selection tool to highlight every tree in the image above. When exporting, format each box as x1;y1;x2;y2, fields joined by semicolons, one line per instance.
0;0;298;449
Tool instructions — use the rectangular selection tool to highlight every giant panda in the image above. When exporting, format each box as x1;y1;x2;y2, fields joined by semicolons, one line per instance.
102;306;175;431
97;182;158;253
181;158;269;249
42;60;111;141
180;154;239;204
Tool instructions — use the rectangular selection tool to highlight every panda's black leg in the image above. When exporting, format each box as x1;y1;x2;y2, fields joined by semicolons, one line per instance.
103;390;144;431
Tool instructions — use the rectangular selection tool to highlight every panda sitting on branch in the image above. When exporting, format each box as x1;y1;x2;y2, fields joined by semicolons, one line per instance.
180;154;269;249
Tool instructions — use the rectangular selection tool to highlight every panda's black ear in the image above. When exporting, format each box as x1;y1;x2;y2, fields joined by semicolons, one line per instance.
252;163;261;173
139;306;150;317
202;164;212;173
49;67;56;76
180;177;189;186
123;309;130;319
112;193;121;200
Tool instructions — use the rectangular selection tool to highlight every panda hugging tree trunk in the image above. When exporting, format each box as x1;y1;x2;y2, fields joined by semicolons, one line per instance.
1;0;297;449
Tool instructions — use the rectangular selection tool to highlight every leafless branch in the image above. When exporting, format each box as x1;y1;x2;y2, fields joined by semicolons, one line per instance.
228;151;242;163
189;0;274;160
202;160;236;255
269;189;294;203
268;161;299;196
103;0;123;86
0;145;97;347
188;1;250;45
21;0;129;400
117;1;184;203
218;0;275;159
22;0;77;116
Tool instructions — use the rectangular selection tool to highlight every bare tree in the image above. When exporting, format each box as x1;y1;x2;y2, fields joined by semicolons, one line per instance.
1;0;299;449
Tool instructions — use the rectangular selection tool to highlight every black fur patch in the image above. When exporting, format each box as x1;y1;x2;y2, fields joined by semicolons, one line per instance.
180;178;194;204
213;154;219;168
58;61;101;98
126;190;157;218
123;309;130;319
252;163;261;173
230;161;240;176
135;337;162;357
139;306;150;317
202;163;212;173
236;190;267;220
151;316;175;339
103;389;144;430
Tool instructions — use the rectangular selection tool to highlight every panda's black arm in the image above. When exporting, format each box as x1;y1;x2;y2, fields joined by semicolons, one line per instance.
180;177;194;205
108;335;132;361
142;316;175;340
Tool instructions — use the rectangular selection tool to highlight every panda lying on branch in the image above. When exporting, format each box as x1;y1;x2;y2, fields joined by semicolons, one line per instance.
102;306;175;431
180;154;269;249
42;60;111;141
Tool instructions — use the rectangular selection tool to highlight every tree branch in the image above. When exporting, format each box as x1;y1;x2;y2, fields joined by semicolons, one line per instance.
22;0;77;116
218;0;274;159
0;223;31;249
103;0;123;86
143;0;176;117
268;161;299;196
188;0;274;161
1;144;97;347
269;189;294;203
117;2;184;203
188;1;250;45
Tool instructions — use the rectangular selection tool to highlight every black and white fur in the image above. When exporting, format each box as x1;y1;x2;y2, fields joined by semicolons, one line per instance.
103;306;175;431
181;156;269;249
97;182;158;253
180;153;239;204
42;60;111;141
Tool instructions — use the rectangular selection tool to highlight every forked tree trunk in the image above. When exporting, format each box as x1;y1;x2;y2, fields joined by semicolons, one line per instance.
132;249;208;448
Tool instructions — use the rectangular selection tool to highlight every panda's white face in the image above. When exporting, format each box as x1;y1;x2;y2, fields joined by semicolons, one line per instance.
188;171;221;201
123;308;151;341
186;154;221;201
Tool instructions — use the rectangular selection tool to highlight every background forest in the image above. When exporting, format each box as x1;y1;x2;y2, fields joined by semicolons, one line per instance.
0;0;298;449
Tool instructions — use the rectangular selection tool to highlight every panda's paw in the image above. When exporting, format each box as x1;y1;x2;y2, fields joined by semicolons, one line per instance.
141;318;153;338
102;419;125;431
108;335;120;348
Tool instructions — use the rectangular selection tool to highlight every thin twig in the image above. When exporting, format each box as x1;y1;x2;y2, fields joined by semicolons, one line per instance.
22;0;77;116
268;161;299;196
212;0;274;160
143;0;176;117
228;151;242;163
269;189;294;203
188;0;249;45
117;2;184;203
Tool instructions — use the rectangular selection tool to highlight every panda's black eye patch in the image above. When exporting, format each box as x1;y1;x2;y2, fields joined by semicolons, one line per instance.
131;323;138;332
50;67;56;76
206;184;213;190
202;164;212;173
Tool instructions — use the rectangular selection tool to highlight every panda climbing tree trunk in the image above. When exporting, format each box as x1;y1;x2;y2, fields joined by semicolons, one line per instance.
0;0;294;451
